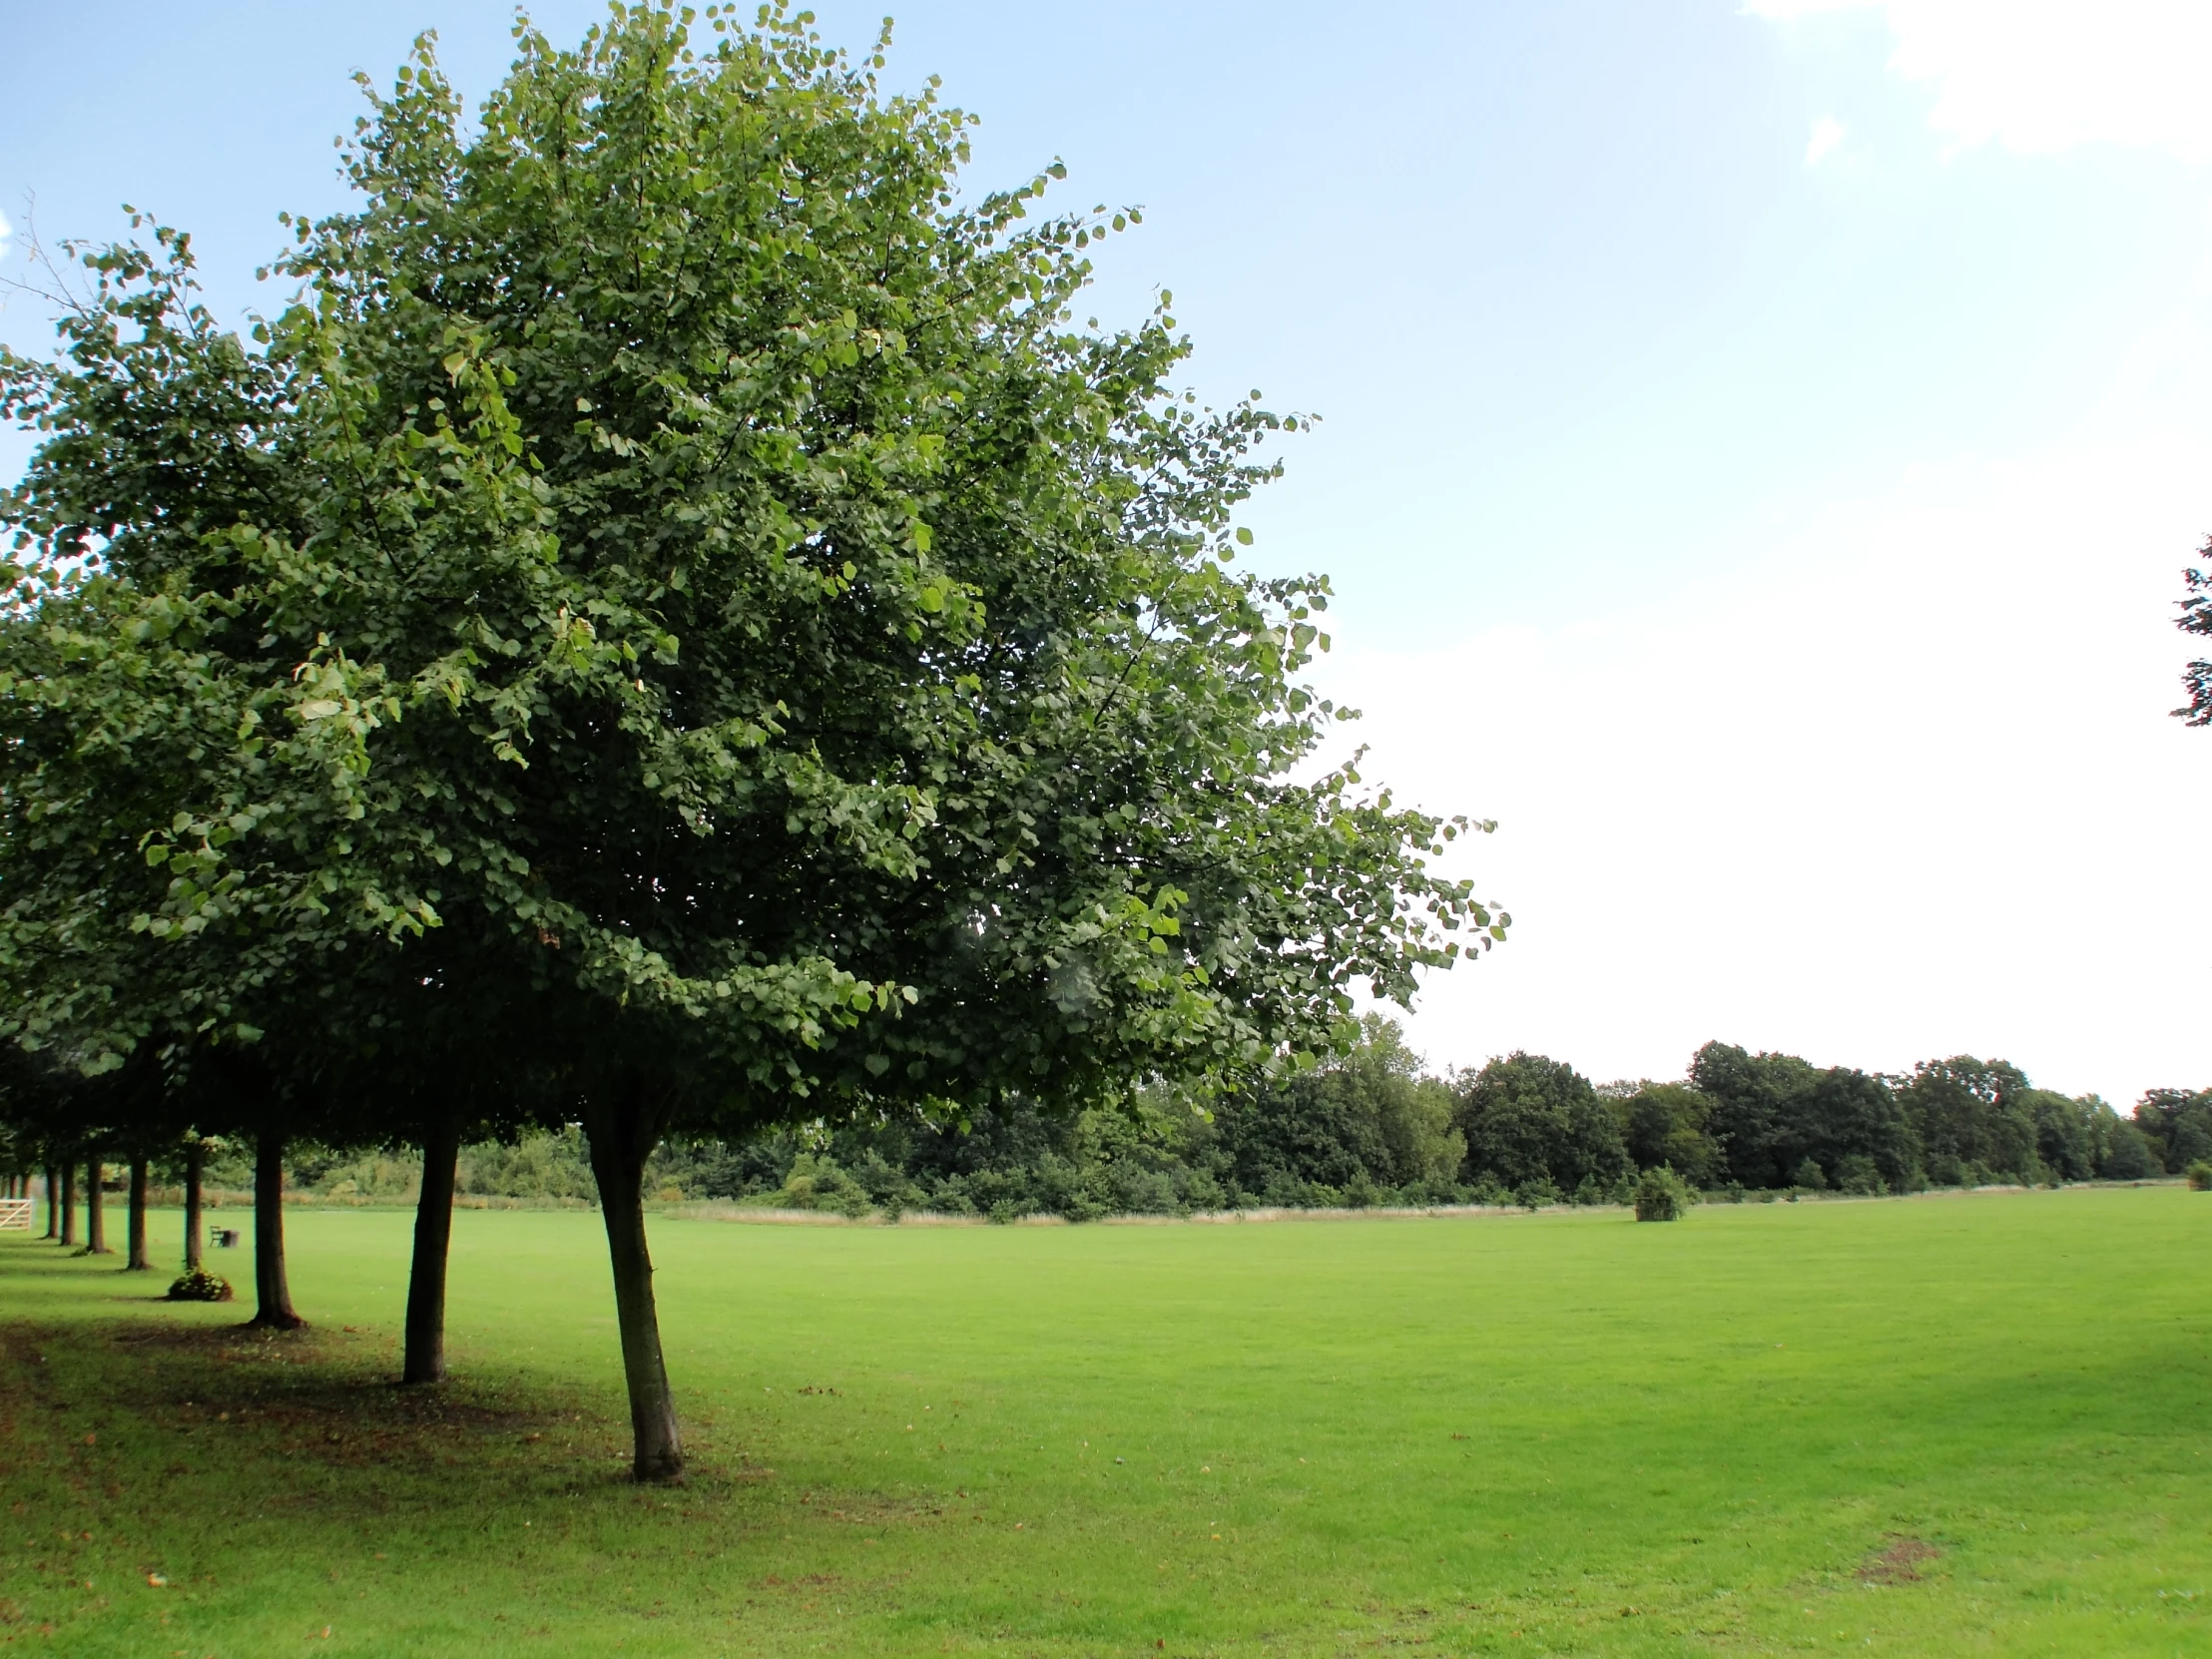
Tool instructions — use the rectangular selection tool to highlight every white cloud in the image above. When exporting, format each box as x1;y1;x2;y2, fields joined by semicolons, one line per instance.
1746;0;2212;162
1316;434;2212;1103
1806;115;1847;164
0;212;11;262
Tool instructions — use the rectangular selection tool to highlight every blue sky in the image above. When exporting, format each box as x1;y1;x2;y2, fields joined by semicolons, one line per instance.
6;1;2211;1098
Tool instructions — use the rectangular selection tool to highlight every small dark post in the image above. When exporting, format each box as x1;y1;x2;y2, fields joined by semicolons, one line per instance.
125;1159;151;1271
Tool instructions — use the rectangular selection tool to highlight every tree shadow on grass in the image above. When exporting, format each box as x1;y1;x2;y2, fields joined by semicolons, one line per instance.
0;1242;117;1279
0;1315;790;1514
0;1317;631;1494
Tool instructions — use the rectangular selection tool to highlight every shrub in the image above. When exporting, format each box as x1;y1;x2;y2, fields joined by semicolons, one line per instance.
2187;1162;2212;1192
1634;1167;1690;1223
1514;1177;1562;1211
1791;1157;1828;1191
1832;1155;1885;1196
165;1268;233;1303
1342;1169;1384;1210
767;1153;872;1218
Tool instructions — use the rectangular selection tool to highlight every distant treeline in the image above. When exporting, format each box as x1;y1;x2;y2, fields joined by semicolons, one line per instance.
232;1020;2204;1221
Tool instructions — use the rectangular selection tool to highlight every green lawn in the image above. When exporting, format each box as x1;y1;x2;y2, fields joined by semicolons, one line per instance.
0;1188;2206;1656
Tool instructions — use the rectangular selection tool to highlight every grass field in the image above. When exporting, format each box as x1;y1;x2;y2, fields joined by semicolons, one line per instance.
1;1188;2207;1656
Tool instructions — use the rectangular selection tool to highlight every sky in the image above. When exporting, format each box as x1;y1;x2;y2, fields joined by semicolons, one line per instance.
3;0;2210;1100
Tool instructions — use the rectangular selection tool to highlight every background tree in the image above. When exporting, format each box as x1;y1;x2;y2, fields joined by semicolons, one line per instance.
1205;1018;1460;1207
1690;1043;1920;1192
2173;533;2212;726
2017;1088;2097;1183
1690;1042;1819;1190
1453;1053;1628;1202
2131;1088;2212;1174
1607;1081;1722;1188
1896;1056;2036;1186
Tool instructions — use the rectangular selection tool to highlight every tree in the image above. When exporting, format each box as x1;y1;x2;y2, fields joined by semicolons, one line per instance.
0;225;423;1330
2132;1089;2212;1174
180;1134;210;1273
2173;535;2212;726
5;3;1503;1481
0;218;558;1356
1454;1053;1628;1197
1609;1081;1721;1188
1205;1017;1459;1204
2090;1103;2160;1181
1897;1057;2035;1185
2017;1089;2098;1183
1797;1068;1918;1193
1690;1044;1919;1191
1689;1043;1820;1189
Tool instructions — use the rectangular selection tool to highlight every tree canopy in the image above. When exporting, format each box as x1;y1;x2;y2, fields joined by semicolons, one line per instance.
0;2;1503;1478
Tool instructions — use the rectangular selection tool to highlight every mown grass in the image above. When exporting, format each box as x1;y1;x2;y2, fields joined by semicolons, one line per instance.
1;1187;2206;1656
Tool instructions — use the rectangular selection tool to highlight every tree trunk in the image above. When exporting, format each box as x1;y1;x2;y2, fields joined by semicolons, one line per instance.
83;1160;110;1254
584;1098;683;1482
402;1116;463;1384
126;1159;151;1271
247;1128;304;1330
183;1141;205;1273
42;1167;58;1239
60;1163;78;1248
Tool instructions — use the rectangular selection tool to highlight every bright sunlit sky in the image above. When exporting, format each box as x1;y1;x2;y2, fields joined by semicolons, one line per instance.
5;1;2211;1100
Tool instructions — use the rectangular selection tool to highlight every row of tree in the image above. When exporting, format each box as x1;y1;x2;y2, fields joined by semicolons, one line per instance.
0;5;1498;1480
17;1022;2189;1239
651;1031;2209;1213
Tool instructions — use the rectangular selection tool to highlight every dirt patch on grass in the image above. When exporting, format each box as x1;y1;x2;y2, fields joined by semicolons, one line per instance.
1859;1535;1941;1583
796;1487;954;1528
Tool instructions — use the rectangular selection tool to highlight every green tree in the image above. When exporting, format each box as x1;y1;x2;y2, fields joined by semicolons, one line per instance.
1210;1017;1460;1205
2132;1089;2212;1174
1454;1053;1628;1197
0;217;465;1331
2017;1088;2099;1183
1897;1057;2036;1185
0;5;1500;1480
1689;1043;1820;1189
1691;1044;1919;1191
2089;1102;2160;1180
1608;1081;1721;1188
